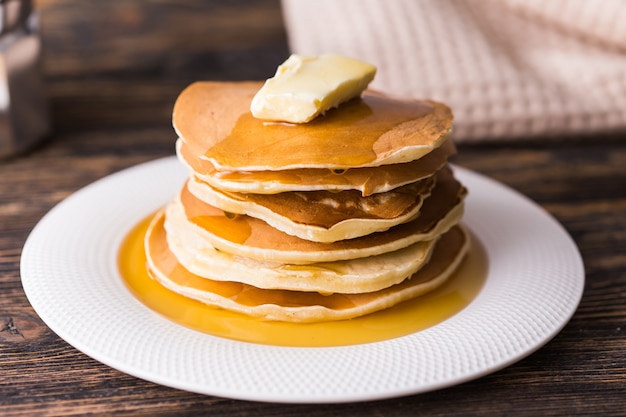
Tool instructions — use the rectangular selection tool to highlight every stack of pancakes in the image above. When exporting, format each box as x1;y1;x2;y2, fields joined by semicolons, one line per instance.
144;81;469;322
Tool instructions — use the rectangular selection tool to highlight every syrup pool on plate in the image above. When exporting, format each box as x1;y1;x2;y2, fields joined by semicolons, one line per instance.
118;215;488;347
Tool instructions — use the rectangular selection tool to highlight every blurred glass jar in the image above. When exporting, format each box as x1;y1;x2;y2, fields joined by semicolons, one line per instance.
0;0;49;158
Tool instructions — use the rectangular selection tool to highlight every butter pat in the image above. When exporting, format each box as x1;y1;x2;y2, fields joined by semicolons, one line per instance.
250;54;376;123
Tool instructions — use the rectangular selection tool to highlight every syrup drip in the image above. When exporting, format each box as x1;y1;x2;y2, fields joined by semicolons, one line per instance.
205;94;441;170
118;215;488;347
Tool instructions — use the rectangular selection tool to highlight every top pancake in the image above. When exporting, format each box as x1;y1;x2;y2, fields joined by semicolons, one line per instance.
173;81;453;171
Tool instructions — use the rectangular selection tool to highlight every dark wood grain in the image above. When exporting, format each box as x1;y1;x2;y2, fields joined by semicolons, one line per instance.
1;1;625;416
36;0;290;132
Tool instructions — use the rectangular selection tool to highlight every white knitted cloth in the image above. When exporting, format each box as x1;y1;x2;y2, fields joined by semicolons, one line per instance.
281;0;626;142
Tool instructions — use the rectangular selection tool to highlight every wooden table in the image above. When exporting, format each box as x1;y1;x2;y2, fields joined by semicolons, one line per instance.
2;1;625;415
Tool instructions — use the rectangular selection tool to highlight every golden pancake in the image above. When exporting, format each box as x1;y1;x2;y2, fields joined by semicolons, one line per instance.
172;82;453;171
176;137;456;195
186;174;434;243
146;211;470;322
165;166;466;264
164;209;439;294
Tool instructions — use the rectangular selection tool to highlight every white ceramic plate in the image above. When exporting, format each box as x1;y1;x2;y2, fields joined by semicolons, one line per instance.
21;157;584;404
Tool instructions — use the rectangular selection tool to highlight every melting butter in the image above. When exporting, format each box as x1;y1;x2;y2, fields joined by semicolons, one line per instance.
250;54;376;123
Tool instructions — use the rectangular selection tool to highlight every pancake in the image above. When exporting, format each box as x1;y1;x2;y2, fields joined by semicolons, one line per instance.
186;174;435;243
146;211;470;322
172;82;453;171
145;59;471;324
176;137;456;195
162;208;440;294
165;166;466;264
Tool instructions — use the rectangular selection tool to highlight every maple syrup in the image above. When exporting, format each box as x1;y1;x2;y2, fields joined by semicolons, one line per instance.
118;215;488;347
205;93;448;170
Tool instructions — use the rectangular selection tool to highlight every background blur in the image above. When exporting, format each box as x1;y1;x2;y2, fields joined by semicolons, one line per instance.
36;0;289;133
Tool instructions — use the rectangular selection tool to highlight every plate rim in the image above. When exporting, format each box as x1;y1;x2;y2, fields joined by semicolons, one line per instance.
20;157;585;403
